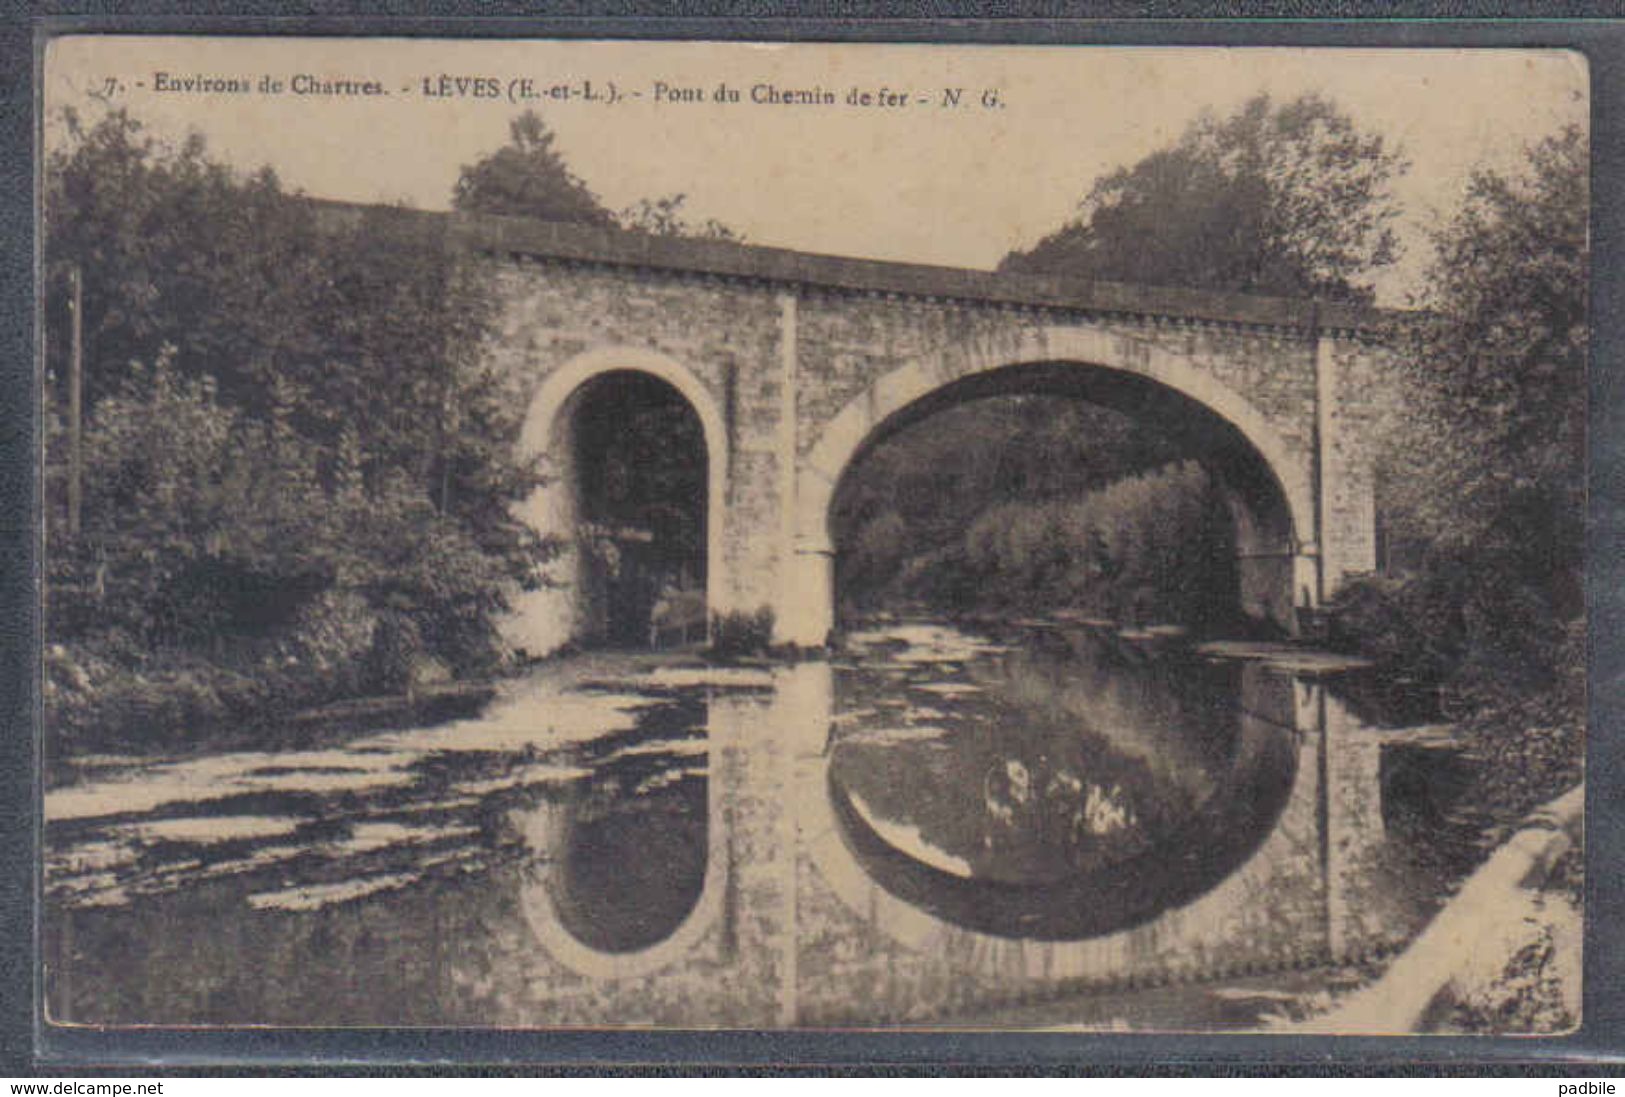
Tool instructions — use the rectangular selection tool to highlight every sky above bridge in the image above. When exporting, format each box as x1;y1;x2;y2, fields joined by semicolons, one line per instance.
45;37;1587;307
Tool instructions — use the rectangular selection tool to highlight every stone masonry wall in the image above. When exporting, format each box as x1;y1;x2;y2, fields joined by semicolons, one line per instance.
794;293;1321;470
479;257;788;619
477;244;1366;641
1322;333;1389;588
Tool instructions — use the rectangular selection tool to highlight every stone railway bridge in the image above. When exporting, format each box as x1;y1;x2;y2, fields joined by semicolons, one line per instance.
319;202;1404;652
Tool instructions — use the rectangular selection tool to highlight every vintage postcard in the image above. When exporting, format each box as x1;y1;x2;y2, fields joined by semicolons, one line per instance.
38;36;1587;1035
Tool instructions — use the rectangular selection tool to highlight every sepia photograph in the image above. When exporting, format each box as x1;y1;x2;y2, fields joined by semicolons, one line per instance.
37;36;1587;1035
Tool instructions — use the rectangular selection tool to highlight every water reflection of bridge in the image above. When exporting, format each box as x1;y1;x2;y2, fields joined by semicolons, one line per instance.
508;658;1441;1027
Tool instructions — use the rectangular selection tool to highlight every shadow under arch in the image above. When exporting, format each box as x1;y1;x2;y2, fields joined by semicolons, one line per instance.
505;347;731;657
788;327;1316;643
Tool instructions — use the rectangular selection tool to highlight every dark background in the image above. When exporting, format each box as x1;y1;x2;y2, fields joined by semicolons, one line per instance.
3;7;1623;1075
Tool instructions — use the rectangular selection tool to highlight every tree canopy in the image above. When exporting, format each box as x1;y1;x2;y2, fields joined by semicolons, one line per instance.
617;192;742;241
1381;123;1587;618
453;111;742;241
44;109;548;706
451;110;618;227
1325;123;1588;830
1001;94;1407;304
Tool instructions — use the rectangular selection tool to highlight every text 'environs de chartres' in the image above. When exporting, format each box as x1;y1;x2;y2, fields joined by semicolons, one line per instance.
151;72;387;96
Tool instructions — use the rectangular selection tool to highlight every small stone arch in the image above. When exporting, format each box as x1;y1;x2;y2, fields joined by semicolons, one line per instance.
782;326;1316;645
505;347;730;657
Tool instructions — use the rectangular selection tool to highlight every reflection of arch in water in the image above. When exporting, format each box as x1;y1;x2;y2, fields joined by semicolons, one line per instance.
824;696;1296;941
786;327;1317;645
795;661;1328;983
506;347;729;657
519;757;729;981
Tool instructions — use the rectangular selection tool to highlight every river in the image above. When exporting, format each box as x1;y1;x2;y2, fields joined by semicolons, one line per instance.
42;620;1477;1029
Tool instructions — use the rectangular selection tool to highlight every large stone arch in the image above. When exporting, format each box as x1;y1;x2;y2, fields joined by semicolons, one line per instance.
781;326;1319;646
504;347;730;657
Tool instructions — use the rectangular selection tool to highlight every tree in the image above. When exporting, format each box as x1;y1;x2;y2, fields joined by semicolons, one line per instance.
43;109;330;413
960;462;1236;626
1330;125;1588;829
1001;94;1407;304
829;397;1228;620
451;110;617;227
456;113;743;241
44;108;550;687
1380;124;1587;630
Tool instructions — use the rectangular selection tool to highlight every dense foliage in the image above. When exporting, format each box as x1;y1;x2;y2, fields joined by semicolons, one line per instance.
832;398;1237;629
1331;125;1587;824
1381;125;1586;622
961;462;1237;629
44;109;549;751
1001;94;1407;304
454;110;742;242
452;110;618;227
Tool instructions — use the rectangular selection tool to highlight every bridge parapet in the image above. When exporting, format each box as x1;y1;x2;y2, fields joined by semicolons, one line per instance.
311;197;1410;336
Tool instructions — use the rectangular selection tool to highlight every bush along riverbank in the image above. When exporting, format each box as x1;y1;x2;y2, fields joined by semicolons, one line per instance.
1327;571;1584;845
1321;124;1587;860
46;603;784;771
44;587;511;771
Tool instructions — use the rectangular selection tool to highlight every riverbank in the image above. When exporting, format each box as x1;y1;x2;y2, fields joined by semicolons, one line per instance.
46;608;777;771
41;641;731;788
44;630;501;782
1285;783;1583;1034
